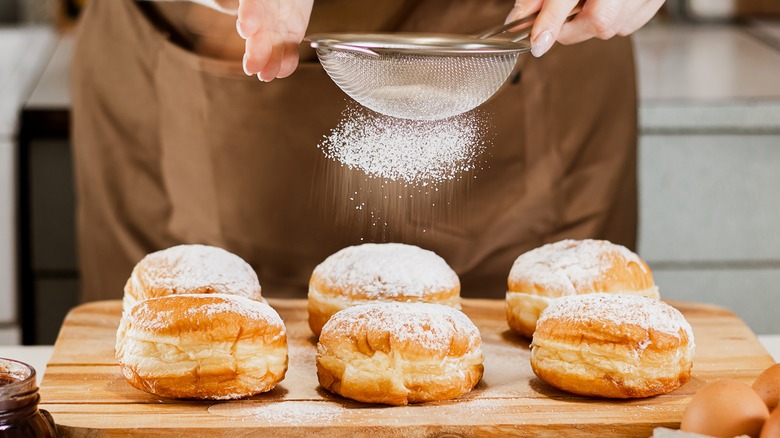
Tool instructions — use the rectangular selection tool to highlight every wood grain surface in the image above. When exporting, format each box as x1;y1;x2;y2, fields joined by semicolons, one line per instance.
39;299;775;437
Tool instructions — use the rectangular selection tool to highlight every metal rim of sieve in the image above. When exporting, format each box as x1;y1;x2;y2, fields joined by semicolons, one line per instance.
306;33;531;57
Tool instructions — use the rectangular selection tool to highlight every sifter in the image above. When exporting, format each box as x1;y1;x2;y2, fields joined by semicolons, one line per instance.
305;9;578;121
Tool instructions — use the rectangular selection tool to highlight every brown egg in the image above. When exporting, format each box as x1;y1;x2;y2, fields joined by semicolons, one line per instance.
753;364;780;412
761;407;780;438
681;380;769;438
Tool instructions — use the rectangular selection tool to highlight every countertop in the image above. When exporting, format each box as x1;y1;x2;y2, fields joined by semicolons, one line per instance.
634;20;780;133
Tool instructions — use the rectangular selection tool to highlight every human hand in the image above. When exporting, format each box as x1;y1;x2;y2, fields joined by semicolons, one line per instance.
236;0;314;81
506;0;665;58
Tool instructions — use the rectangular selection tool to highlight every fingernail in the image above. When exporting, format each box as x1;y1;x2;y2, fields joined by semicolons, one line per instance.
236;19;246;39
531;31;553;57
242;53;252;76
257;72;269;82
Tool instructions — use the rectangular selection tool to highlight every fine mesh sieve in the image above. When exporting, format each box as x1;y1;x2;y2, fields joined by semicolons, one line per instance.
306;35;527;121
306;10;576;121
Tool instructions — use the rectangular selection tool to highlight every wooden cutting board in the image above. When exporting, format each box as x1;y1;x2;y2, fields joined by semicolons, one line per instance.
39;299;774;437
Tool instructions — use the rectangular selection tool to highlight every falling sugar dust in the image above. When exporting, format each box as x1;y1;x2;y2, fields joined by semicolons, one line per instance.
314;105;491;241
318;106;489;184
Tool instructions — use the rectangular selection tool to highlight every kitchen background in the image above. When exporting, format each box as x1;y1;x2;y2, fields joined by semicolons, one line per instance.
1;0;779;345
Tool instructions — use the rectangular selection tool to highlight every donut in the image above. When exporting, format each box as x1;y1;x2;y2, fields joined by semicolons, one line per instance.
316;302;483;405
123;244;262;312
116;294;288;400
308;243;460;337
506;239;659;338
530;293;694;398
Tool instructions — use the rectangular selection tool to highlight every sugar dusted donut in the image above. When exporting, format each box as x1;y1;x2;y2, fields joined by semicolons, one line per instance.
116;294;288;400
123;244;262;312
308;243;460;337
506;239;659;338
530;293;694;398
316;302;483;405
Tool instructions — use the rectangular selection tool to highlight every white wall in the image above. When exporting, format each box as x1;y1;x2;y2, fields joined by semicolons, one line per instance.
0;140;15;325
638;134;780;334
0;27;57;345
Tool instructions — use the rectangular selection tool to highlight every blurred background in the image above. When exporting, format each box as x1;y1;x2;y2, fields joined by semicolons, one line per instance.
1;0;779;344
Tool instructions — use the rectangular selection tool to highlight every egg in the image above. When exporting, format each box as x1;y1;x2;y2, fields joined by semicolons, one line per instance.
753;364;780;412
681;380;769;438
761;407;780;438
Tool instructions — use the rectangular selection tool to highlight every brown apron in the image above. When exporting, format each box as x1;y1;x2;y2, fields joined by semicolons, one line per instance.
71;0;637;301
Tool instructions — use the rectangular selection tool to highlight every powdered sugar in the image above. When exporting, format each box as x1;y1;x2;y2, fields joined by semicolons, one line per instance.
538;293;694;341
312;243;459;298
132;294;283;332
318;105;487;185
207;401;346;424
134;244;261;299
185;294;283;326
128;306;174;332
508;239;650;296
323;302;481;352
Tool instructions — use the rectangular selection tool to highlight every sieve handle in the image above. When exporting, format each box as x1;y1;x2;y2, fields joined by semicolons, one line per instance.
476;13;538;41
477;6;581;43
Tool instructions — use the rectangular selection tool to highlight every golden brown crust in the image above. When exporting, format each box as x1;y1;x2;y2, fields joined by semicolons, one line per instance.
123;244;263;312
307;282;461;337
316;302;483;405
116;294;288;400
508;246;656;295
307;292;341;338
505;239;659;338
530;294;694;399
505;292;552;338
307;243;461;337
